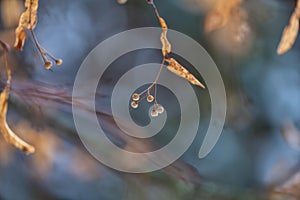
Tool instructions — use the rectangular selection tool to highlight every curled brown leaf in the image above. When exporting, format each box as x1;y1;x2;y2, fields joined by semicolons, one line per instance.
0;42;35;154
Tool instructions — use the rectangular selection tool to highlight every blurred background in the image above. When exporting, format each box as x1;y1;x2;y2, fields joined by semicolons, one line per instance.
0;0;299;199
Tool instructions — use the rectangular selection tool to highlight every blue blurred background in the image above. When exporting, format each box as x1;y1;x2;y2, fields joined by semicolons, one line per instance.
0;0;299;199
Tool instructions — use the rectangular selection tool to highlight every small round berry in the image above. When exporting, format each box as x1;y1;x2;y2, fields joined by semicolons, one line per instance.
131;101;138;109
55;59;63;66
44;61;53;70
157;105;164;114
150;109;158;117
147;95;154;103
132;93;140;101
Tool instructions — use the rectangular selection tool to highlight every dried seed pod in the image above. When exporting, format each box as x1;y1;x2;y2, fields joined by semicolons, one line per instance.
132;93;140;101
147;95;154;103
55;59;63;66
131;101;139;109
166;58;205;89
150;109;158;117
157;105;164;114
44;61;53;70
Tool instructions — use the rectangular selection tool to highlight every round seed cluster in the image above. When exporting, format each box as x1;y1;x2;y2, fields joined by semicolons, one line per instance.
150;105;164;117
130;90;164;118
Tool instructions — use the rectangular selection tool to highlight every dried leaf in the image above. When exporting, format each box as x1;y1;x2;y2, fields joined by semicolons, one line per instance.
277;2;300;55
160;28;171;57
166;58;205;88
147;1;172;58
14;0;39;51
158;17;167;29
158;17;171;57
0;44;35;154
14;30;26;51
205;0;242;33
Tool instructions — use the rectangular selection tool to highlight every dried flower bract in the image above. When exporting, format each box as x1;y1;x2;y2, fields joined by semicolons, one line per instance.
277;0;300;55
166;58;205;89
